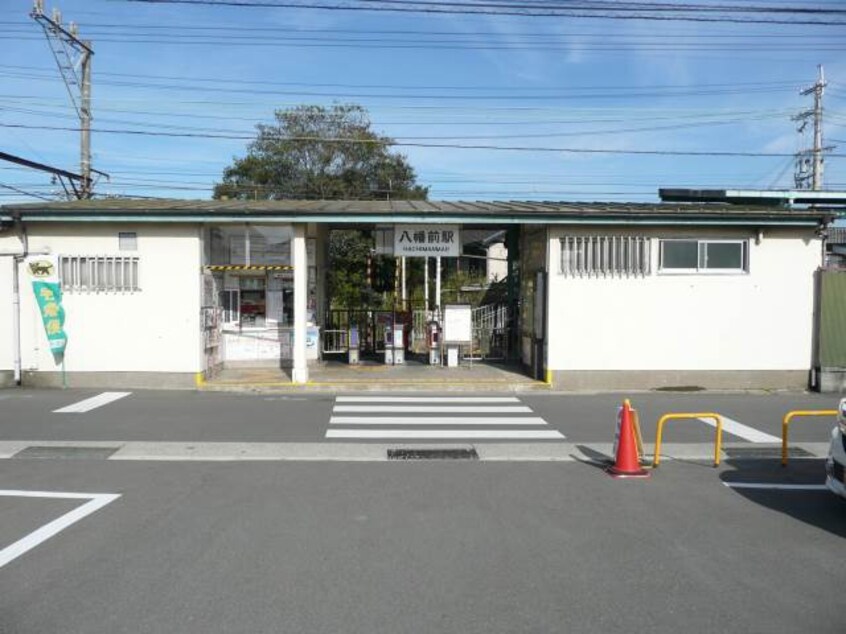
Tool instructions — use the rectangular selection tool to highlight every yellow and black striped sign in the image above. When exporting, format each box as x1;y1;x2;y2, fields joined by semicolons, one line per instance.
205;265;294;271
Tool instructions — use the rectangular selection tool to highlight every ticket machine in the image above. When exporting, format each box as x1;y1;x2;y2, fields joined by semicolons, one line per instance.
348;326;360;365
384;324;405;365
427;321;441;365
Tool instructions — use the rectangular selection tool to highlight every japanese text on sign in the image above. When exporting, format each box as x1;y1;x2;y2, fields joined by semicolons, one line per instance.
393;224;460;257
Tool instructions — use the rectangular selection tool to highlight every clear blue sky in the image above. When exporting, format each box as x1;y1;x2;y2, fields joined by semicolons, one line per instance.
2;0;846;202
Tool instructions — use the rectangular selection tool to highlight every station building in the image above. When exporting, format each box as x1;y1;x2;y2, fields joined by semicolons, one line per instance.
0;197;837;391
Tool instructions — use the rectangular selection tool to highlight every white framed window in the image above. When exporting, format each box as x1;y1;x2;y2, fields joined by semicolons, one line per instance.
560;236;651;277
658;239;748;274
59;255;140;292
118;232;138;251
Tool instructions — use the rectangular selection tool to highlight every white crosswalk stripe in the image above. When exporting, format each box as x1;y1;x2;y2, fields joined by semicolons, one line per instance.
325;395;564;441
330;416;549;426
334;405;533;413
336;396;521;403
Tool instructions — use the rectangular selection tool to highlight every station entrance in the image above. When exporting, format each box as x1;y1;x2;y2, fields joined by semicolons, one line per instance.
202;220;549;387
317;223;544;382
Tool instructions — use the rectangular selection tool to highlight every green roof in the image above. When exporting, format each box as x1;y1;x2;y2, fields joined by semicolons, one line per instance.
0;198;833;226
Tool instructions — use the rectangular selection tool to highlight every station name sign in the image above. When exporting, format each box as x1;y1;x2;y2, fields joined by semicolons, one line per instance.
393;224;460;257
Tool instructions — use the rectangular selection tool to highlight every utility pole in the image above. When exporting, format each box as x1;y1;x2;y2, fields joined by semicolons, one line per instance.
793;65;832;191
30;0;94;198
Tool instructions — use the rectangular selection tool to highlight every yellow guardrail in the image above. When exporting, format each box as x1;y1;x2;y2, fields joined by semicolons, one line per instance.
652;412;723;468
781;410;838;466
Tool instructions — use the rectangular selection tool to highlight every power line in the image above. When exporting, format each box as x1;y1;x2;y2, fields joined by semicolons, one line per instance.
0;100;797;128
0;68;809;101
0;103;791;139
0;182;56;201
115;0;846;25
3;121;843;158
6;18;846;38
0;63;809;93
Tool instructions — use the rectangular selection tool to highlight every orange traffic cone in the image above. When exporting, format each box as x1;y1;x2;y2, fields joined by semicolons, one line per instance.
608;400;650;479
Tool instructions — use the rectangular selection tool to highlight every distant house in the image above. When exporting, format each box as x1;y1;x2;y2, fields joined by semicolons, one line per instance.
826;226;846;268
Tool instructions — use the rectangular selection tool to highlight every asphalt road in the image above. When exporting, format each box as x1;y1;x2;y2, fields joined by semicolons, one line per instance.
1;457;843;634
0;388;841;445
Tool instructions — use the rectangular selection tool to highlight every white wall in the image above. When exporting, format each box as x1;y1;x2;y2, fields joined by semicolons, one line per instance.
546;226;822;372
16;223;203;375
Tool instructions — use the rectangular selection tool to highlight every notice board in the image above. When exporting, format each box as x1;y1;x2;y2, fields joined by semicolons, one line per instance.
443;304;472;343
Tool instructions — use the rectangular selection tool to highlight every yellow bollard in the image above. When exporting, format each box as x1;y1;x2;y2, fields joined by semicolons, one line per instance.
653;413;723;468
781;410;837;466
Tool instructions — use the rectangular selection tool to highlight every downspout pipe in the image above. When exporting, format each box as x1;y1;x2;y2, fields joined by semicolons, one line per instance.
5;215;47;387
12;214;28;385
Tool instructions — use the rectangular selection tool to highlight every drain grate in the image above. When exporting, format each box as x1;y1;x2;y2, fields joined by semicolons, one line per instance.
387;448;479;461
14;446;120;460
723;446;813;459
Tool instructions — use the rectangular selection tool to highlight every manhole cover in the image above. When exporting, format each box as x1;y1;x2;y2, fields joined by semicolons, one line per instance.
723;446;812;459
14;446;120;460
387;448;479;460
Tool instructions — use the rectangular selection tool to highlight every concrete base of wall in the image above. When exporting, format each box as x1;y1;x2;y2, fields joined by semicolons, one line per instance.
22;371;198;390
222;359;318;370
817;368;846;393
0;370;15;388
551;369;810;391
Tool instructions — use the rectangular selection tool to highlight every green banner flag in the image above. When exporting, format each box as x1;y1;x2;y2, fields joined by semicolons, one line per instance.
28;257;68;357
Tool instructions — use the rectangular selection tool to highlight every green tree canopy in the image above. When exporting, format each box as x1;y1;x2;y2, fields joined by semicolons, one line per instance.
213;103;428;200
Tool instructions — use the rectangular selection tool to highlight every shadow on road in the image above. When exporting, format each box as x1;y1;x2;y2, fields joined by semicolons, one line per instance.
720;458;846;539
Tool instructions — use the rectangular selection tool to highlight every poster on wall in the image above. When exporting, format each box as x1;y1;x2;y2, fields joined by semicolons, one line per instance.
27;255;68;357
443;304;472;344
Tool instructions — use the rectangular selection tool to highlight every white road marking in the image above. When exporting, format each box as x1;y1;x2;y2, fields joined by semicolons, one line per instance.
330;416;549;425
698;414;780;444
333;405;532;413
53;392;131;414
723;482;829;491
0;490;121;569
335;396;521;403
325;429;565;440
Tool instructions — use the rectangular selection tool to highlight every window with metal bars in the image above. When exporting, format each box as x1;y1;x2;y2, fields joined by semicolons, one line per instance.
560;236;651;277
59;255;140;292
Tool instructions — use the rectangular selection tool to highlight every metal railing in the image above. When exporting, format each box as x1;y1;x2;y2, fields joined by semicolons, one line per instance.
322;329;349;354
465;303;511;361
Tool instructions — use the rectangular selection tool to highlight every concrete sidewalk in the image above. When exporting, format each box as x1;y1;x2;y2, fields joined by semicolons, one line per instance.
0;439;832;463
202;360;548;392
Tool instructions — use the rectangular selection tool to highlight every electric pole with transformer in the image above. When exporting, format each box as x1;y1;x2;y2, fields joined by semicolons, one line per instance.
30;0;96;199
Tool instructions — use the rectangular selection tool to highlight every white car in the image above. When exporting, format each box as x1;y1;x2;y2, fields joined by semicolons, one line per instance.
824;397;846;499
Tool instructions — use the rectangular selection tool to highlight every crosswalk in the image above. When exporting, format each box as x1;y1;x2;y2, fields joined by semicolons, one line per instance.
325;395;565;441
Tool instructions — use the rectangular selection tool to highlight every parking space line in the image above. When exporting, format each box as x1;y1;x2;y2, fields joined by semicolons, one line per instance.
698;414;780;443
53;392;131;413
722;483;828;490
0;490;121;569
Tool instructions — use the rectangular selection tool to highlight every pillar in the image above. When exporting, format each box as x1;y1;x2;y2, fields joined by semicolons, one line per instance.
435;256;442;311
292;223;308;384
